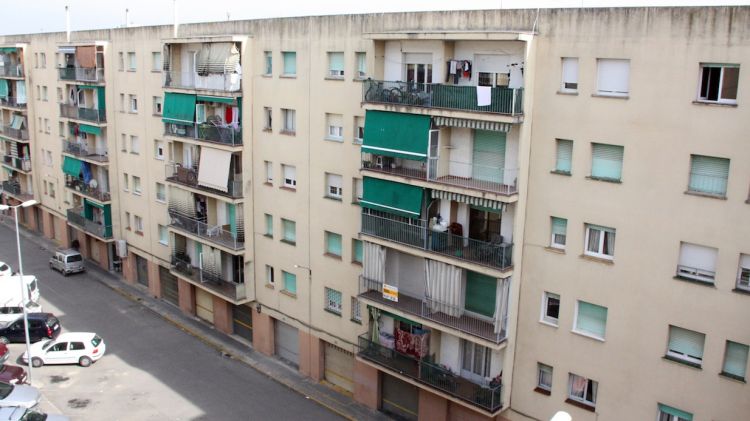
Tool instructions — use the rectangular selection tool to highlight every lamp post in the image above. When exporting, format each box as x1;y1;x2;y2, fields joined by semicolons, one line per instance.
0;199;38;385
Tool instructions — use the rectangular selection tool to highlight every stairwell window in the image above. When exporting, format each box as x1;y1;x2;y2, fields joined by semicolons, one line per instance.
697;63;739;104
152;96;162;115
676;242;717;284
567;373;597;409
132;176;142;195
687;154;729;197
590;143;624;182
573;300;608;341
328;52;344;78
155;183;166;202
129;95;138;113
666;325;705;367
721;340;749;381
584;224;615;260
282;51;296;77
130;135;140;154
736;254;750;292
263;107;272;131
134;215;144;234
324;287;343;315
151;52;162;71
352;239;363;264
264;161;273;184
550;217;567;249
560;57;579;93
265;265;274;286
596;58;630;97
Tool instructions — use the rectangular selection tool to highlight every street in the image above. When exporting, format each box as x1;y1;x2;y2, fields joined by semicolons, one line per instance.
0;223;343;420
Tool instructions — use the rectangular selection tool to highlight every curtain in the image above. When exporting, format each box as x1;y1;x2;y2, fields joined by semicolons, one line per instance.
424;259;462;317
370;307;380;343
363;242;386;285
16;81;25;104
494;278;510;334
571;375;587;398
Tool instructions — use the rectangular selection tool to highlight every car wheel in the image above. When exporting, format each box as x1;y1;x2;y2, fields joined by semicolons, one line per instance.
0;337;8;345
62;270;68;277
31;358;43;368
79;356;92;367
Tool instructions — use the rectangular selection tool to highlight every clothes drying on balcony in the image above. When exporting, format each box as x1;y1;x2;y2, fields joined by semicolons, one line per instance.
395;328;430;359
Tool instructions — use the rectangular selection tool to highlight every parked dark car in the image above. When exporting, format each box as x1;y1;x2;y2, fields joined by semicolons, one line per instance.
0;314;60;344
0;344;26;384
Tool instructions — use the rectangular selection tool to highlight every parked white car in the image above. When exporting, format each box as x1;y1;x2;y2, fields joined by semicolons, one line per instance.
0;303;43;325
22;332;105;368
0;264;11;278
0;383;39;409
0;406;69;421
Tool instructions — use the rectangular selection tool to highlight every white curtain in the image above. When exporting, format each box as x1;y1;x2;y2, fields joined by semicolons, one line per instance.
494;277;510;335
424;260;463;317
16;81;25;104
363;242;386;286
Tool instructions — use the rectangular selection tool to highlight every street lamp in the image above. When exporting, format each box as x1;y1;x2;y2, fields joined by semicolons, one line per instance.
0;199;38;385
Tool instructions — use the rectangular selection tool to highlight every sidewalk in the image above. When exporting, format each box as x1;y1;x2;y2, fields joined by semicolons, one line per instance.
6;220;389;421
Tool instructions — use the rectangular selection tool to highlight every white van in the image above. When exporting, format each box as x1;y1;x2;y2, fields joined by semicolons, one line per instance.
1;276;40;304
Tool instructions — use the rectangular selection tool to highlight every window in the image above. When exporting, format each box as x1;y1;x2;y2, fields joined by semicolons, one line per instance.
158;225;168;245
353;116;364;144
667;325;706;366
134;216;143;233
45;150;53;166
282;164;296;188
153;96;162;115
574;301;608;340
56;87;63;103
129;95;138;113
58;122;64;137
264;161;273;184
560;57;579;92
281;109;295;133
49;183;56;198
264;214;273;237
550;217;567;249
554;139;573;174
118;52;124;70
325;173;342;199
263;107;272;131
722;340;749;381
281;219;296;244
120;93;125;111
130;135;140;154
282;271;297;294
567;373;597;408
352;239;363;264
282;51;296;76
325;113;343;141
351;297;362;322
263;51;272;75
658;404;694;421
352;178;363;203
328;52;344;77
596;58;630;97
155;182;166;202
42;86;48;101
461;340;491;381
325;231;342;257
44;118;50;133
687;154;729;197
541;292;560;326
537;363;553;392
590;143;624;181
737;254;750;291
40;53;46;68
132;176;142;194
123;173;129;191
325;287;343;314
676;242;717;283
355;52;366;78
698;63;739;104
124;212;131;229
127;52;136;71
121;134;127;152
151;52;162;71
154;141;165;160
584;224;616;260
265;265;274;286
35;85;40;100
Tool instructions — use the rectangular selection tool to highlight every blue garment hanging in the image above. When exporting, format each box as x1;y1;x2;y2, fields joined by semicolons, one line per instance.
81;162;92;183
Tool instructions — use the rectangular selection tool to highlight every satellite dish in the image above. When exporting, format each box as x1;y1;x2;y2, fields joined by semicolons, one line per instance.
89;179;98;189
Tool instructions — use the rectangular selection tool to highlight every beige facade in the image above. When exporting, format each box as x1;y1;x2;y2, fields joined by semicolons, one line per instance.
0;6;748;421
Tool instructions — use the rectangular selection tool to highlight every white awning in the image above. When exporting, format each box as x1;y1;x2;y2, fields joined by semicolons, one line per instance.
434;116;512;133
431;189;505;211
57;46;76;54
197;148;232;192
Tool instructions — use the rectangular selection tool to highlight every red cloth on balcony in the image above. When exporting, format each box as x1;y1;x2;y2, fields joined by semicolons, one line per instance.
395;329;430;359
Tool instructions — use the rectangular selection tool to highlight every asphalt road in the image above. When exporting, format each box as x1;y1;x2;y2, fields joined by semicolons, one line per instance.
0;223;343;421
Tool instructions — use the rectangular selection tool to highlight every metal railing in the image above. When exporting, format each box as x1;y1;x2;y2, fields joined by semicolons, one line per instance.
164;123;242;146
165;163;242;198
688;173;728;196
357;334;502;412
361;154;427;179
162;70;241;92
58;67;105;83
362;79;523;115
0;125;29;141
676;265;715;283
168;209;244;250
1;180;33;200
361;213;513;270
170;253;247;301
2;155;31;172
60;103;106;123
61;140;108;162
64;177;111;202
67;208;112;238
0;64;23;77
0;97;27;108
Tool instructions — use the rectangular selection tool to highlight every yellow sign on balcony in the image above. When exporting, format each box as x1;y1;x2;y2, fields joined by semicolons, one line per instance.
382;284;398;302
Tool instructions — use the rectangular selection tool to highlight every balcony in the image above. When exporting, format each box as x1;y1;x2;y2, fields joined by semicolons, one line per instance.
1;180;32;201
64;177;111;203
171;253;247;301
357;334;502;412
58;67;105;83
2;155;31;172
168;210;244;251
163;71;241;92
0;125;29;142
0;97;27;109
164;123;242;146
362;213;512;271
362;80;522;116
165;163;242;198
62;140;108;163
60;103;106;124
67;208;112;239
0;64;23;78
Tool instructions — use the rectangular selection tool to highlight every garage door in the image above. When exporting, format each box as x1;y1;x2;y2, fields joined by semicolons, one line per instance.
195;288;214;323
274;320;299;367
136;255;149;287
160;266;179;306
324;343;354;393
232;304;253;343
381;373;419;421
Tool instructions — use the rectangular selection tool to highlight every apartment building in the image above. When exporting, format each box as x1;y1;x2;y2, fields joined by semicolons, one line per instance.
0;6;747;421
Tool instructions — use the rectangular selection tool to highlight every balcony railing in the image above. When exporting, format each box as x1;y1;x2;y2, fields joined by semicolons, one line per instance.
0;97;27;109
1;180;32;201
362;213;513;270
362;79;523;115
60;103;106;123
168;210;244;250
165;163;242;198
163;70;241;92
164;123;242;146
61;140;108;163
2;155;31;172
64;177;111;202
67;208;112;238
360;276;506;343
357;334;502;412
0;125;29;141
171;253;247;301
0;64;23;78
58;67;105;83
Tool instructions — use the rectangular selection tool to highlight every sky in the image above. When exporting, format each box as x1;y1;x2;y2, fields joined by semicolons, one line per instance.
2;0;749;36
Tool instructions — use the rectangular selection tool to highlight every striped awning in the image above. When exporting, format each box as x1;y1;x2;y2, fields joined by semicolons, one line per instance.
431;189;505;212
433;116;512;133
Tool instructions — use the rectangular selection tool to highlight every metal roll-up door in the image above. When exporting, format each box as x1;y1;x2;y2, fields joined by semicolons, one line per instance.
232;304;253;342
381;373;419;421
160;266;179;306
274;320;299;367
472;129;506;184
136;255;149;287
324;343;354;393
195;288;214;323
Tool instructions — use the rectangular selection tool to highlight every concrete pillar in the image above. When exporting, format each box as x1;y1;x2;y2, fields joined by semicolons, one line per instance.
353;359;380;410
177;278;195;316
251;310;274;356
41;210;54;240
299;331;324;381
56;217;69;247
147;261;161;298
24;207;37;232
419;389;448;421
212;296;233;335
122;252;137;284
97;240;109;271
77;231;89;258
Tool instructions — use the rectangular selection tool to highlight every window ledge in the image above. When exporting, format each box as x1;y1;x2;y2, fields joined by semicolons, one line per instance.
556;90;578;96
324;253;342;260
719;371;746;383
150;70;161;73
684;190;727;200
324;76;345;81
324;137;344;143
673;275;715;287
263;234;273;239
352;77;367;83
565;398;596;412
571;329;605;342
324;195;343;202
351;201;361;207
263;182;273;187
261;74;272;78
586;175;622;184
159;241;168;247
351;261;363;267
262;128;272;133
550;170;571;176
692;100;737;108
591;93;629;100
265;283;275;290
280;289;297;299
353;140;363;145
544;246;565;254
579;254;614;265
350;318;363;324
280;130;296;136
279;74;297;79
534;387;551;396
135;231;144;236
152;113;162;117
663;355;702;370
539;319;559;328
156;200;166;204
280;239;296;246
732;287;750;296
324;308;343;317
279;186;297;192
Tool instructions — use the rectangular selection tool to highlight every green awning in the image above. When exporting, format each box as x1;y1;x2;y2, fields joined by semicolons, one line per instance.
380;309;421;327
0;48;17;54
84;198;104;209
162;92;197;125
79;124;101;136
658;404;692;421
0;79;8;99
361;177;424;218
362;110;431;161
78;85;98;90
62;156;83;177
196;95;235;104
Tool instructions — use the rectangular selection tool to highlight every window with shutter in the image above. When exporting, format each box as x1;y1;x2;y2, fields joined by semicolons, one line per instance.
464;271;497;318
596;58;630;96
328;52;344;77
722;340;749;380
282;164;296;188
667;325;706;365
574;301;608;339
282;271;297;294
561;57;578;92
591;143;624;181
550;217;567;248
658;403;693;421
281;219;296;244
555;139;573;174
326;173;343;199
325;231;342;257
688;154;729;196
737;254;750;291
676;242;717;283
282;52;296;76
264;214;273;237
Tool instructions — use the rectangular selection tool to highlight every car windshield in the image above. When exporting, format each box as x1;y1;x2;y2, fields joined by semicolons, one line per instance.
67;255;82;262
41;340;53;350
92;335;102;347
0;382;12;399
